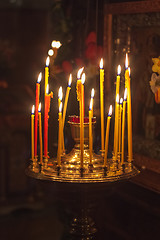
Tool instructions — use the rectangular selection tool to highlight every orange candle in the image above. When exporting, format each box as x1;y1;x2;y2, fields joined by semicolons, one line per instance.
31;105;35;161
34;72;42;158
80;73;85;169
44;84;53;158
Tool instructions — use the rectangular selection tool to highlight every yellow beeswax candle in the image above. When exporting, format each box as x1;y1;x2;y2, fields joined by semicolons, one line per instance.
76;67;84;102
121;88;127;165
45;57;50;96
89;99;93;165
57;102;63;167
38;103;43;164
91;88;95;118
100;59;104;155
31;105;35;160
63;74;72;127
118;98;123;156
104;105;112;168
62;75;72;152
127;67;132;161
114;65;121;153
58;86;63;108
115;94;119;161
80;73;85;168
125;53;132;161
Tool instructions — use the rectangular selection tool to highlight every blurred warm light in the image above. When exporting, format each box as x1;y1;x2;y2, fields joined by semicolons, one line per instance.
48;49;54;56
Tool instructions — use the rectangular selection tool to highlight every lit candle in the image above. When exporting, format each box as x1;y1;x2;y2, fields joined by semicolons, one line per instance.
58;86;63;108
104;105;112;168
76;67;84;103
125;54;132;161
57;102;63;167
63;74;72;127
91;88;95;118
121;88;127;165
89;99;93;165
62;75;72;152
118;98;123;156
115;94;119;160
58;87;63;153
44;84;53;158
80;73;85;169
38;103;43;164
34;72;42;158
114;65;121;153
45;57;50;96
31;105;35;161
100;58;105;155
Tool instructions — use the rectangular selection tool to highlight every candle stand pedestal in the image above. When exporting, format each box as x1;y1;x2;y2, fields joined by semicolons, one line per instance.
26;117;139;239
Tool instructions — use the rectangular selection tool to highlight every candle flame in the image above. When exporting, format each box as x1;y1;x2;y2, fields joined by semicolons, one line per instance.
81;73;85;84
125;53;129;69
58;86;63;100
108;105;112;116
100;58;103;69
128;67;131;76
91;88;95;98
120;98;123;104
68;74;72;87
46;84;49;94
46;56;50;67
38;102;41;112
117;65;121;75
48;49;54;56
77;67;84;79
89;99;93;111
59;102;62;113
116;94;119;103
32;105;35;114
52;40;62;49
37;72;42;83
124;88;127;101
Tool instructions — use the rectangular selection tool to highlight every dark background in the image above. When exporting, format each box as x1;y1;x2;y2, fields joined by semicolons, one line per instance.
0;1;159;240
